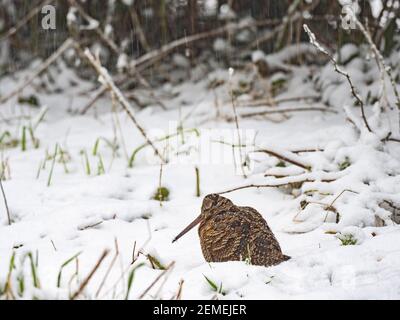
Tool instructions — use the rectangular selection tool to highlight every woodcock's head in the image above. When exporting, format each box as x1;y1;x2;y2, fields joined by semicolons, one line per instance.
172;194;232;243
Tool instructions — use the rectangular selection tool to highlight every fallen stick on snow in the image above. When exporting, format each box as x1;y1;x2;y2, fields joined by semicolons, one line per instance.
291;148;324;154
253;148;312;171
217;171;339;195
229;106;337;120
217;179;335;195
237;95;321;108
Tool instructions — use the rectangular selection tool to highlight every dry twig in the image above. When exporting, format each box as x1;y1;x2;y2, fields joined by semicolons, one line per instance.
236;106;336;119
303;24;372;133
253;149;312;171
79;86;108;115
174;279;184;300
237;95;320;108
95;239;120;298
138;261;175;299
218;177;336;195
70;249;110;300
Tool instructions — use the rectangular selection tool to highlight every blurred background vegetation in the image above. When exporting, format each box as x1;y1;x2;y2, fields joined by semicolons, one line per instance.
0;1;399;80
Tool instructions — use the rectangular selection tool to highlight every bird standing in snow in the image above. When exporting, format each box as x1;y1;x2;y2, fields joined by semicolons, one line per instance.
173;194;290;266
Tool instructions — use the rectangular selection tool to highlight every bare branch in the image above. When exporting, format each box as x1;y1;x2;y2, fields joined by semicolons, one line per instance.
68;0;119;53
303;24;373;133
131;19;280;71
353;18;400;130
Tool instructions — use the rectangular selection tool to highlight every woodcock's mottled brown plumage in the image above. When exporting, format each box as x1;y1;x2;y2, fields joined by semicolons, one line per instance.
173;194;290;267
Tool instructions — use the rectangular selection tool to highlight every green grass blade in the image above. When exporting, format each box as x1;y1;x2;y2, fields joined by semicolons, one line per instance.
125;263;145;300
47;144;59;187
203;275;218;292
27;252;40;289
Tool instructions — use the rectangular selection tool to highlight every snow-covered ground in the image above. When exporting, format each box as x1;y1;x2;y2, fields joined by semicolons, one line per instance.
1;51;400;299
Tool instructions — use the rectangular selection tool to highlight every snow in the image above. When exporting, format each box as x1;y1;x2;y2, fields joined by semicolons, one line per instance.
204;0;218;16
117;53;128;72
172;54;190;69
122;0;134;6
1;46;400;300
213;38;230;52
219;4;236;21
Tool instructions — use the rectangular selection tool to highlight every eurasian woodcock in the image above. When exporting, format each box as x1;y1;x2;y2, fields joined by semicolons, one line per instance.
173;194;290;267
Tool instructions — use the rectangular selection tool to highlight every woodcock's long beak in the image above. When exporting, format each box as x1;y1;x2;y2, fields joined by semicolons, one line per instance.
172;214;202;243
